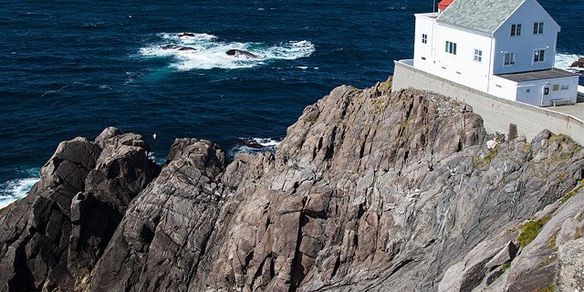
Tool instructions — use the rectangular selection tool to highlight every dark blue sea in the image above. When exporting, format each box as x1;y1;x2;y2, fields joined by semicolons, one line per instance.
1;0;583;207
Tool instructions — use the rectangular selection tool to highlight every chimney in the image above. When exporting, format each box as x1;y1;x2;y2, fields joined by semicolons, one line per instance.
438;0;454;12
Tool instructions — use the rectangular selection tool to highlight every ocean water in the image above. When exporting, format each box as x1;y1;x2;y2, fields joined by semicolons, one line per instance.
1;0;583;207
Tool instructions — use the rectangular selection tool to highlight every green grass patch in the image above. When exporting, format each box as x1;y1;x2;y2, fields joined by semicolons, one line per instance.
575;227;583;239
537;284;555;292
548;231;558;250
473;148;498;168
378;79;393;92
560;180;584;204
518;215;551;248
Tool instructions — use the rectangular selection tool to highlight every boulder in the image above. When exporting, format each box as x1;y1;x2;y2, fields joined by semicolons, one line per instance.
0;129;159;291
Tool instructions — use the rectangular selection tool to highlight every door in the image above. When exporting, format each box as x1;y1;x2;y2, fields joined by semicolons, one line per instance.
541;85;551;106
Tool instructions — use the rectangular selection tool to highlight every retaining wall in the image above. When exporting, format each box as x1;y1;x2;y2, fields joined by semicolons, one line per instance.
393;60;584;146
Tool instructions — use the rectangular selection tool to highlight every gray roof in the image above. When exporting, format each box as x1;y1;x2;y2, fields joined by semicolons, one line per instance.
437;0;526;34
497;69;579;82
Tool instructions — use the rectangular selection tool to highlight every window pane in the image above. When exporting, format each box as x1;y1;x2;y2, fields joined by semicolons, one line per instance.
534;51;538;62
533;23;538;34
517;24;521;35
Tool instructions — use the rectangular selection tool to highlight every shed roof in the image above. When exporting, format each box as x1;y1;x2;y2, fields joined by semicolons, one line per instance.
497;69;579;82
437;0;526;34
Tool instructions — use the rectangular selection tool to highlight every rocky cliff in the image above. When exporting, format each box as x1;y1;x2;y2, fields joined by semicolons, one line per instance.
1;80;583;292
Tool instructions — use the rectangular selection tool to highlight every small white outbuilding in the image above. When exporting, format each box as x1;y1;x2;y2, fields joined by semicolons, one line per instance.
412;0;579;106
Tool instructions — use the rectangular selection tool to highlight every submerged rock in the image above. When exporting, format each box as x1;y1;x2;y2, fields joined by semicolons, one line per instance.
226;49;259;59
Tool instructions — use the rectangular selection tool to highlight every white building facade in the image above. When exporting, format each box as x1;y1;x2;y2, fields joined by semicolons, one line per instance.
412;0;578;106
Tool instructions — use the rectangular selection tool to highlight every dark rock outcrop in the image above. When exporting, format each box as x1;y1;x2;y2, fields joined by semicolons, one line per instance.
0;128;159;291
1;80;583;291
226;49;259;59
570;57;584;68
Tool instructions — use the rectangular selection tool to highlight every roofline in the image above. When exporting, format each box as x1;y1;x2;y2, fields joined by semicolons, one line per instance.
492;0;561;34
531;0;561;31
414;12;439;17
436;20;494;37
492;0;526;34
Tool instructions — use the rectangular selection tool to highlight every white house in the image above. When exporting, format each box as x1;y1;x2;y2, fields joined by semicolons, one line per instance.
412;0;579;106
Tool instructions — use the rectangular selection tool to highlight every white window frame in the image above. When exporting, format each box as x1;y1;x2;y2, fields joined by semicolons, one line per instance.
445;41;457;55
504;52;516;66
473;49;483;62
422;34;428;44
511;24;522;37
533;49;545;63
533;22;544;35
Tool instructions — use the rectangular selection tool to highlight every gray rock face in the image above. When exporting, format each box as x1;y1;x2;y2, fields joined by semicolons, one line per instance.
0;128;159;291
87;139;226;292
1;81;583;292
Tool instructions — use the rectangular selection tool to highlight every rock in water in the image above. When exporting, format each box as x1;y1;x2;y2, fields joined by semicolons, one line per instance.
226;49;259;59
1;82;583;291
570;57;584;68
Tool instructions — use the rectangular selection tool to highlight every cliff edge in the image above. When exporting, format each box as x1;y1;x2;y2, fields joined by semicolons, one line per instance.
1;80;583;291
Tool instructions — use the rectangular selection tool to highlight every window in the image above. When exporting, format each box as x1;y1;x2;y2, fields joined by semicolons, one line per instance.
474;49;483;62
533;22;544;34
422;34;428;44
553;84;560;91
511;24;522;36
504;52;516;65
544;87;550;95
445;41;457;55
534;49;545;63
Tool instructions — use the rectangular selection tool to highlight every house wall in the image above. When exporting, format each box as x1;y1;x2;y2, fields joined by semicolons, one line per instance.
492;0;560;74
393;60;584;146
413;15;493;93
413;14;435;71
487;76;518;101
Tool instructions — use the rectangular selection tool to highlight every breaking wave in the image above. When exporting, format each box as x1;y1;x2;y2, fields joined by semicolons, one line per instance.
0;170;40;209
228;137;282;158
555;53;582;71
139;32;315;71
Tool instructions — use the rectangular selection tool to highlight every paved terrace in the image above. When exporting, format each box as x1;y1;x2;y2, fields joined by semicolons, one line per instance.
549;102;584;123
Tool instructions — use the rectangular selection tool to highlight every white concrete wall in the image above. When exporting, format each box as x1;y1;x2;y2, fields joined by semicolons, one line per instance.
492;0;560;74
393;60;584;146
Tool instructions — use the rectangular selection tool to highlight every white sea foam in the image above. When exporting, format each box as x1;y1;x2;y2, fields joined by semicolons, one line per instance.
139;32;315;71
228;138;282;158
161;32;218;43
555;53;583;71
147;152;166;165
0;177;40;209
